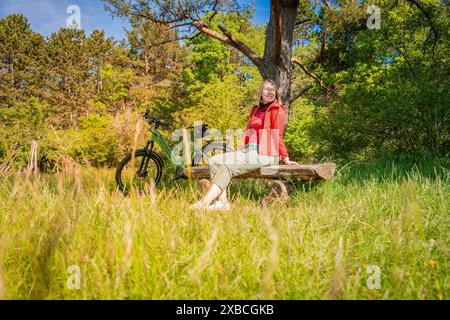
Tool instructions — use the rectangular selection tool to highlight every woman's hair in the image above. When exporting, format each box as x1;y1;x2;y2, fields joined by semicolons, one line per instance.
258;79;282;105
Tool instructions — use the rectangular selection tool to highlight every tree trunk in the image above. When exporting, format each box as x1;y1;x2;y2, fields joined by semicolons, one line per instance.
260;0;299;122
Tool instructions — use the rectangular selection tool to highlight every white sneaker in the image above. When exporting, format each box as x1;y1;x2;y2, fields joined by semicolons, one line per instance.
208;201;231;211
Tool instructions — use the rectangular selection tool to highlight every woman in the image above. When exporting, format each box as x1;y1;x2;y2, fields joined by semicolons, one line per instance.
190;79;299;211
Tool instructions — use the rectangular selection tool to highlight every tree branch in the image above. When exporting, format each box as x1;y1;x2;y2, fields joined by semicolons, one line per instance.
154;0;189;21
209;0;219;23
318;0;333;62
131;5;186;24
271;0;282;65
168;21;194;30
295;18;311;27
124;3;263;70
148;32;201;48
292;58;334;94
289;84;314;103
405;0;439;57
322;0;333;10
190;21;264;69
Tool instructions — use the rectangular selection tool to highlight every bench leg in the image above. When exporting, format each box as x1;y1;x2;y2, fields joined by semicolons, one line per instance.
262;180;295;204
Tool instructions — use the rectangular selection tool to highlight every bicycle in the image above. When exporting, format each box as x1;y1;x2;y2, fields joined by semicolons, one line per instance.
115;109;234;193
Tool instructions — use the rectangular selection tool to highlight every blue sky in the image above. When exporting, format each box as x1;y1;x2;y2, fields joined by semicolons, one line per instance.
0;0;270;40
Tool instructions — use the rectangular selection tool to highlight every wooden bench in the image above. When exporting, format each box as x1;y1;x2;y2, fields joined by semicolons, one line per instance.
184;163;337;201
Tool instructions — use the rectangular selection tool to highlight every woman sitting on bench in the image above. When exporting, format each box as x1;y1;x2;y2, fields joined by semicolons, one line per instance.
190;79;299;211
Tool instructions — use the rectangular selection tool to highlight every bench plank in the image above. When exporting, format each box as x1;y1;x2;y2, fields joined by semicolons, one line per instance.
184;163;336;181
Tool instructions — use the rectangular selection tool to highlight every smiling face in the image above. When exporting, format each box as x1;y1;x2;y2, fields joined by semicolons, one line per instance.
261;82;277;105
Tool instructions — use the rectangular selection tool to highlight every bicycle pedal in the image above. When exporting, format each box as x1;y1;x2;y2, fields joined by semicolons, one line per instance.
173;174;188;181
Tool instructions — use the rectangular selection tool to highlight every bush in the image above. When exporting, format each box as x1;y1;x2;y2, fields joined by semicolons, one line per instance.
284;98;319;162
0;98;49;170
308;62;449;162
39;113;122;171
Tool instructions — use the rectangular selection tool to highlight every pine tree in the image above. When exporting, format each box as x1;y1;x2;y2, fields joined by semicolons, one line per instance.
43;28;96;128
0;14;45;107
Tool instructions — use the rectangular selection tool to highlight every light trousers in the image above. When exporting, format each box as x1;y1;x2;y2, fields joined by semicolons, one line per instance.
208;143;279;192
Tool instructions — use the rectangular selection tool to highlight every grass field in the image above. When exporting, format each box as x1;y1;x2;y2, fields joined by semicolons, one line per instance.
0;156;448;299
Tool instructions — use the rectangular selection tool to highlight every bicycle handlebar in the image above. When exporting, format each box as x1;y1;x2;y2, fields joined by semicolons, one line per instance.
143;109;209;131
143;109;168;128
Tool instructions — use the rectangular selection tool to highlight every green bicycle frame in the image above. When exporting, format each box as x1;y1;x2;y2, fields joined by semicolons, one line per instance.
145;127;210;170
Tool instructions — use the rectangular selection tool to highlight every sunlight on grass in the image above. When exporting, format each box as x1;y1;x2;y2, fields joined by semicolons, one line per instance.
0;159;448;299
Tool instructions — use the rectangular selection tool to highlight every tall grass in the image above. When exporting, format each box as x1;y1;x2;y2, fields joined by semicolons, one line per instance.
0;156;448;299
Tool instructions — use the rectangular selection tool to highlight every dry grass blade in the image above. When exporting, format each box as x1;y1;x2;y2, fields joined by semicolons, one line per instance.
328;236;346;299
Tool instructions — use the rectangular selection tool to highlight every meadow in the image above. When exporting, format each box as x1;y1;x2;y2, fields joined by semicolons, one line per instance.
0;156;448;299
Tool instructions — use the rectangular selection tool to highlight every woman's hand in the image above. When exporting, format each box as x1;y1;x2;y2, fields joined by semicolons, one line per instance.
282;157;299;165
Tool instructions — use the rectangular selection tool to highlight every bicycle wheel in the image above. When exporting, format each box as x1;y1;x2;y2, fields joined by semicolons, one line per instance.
115;149;163;193
193;142;235;166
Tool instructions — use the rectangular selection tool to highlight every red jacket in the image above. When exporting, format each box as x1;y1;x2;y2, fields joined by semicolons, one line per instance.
239;101;289;160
